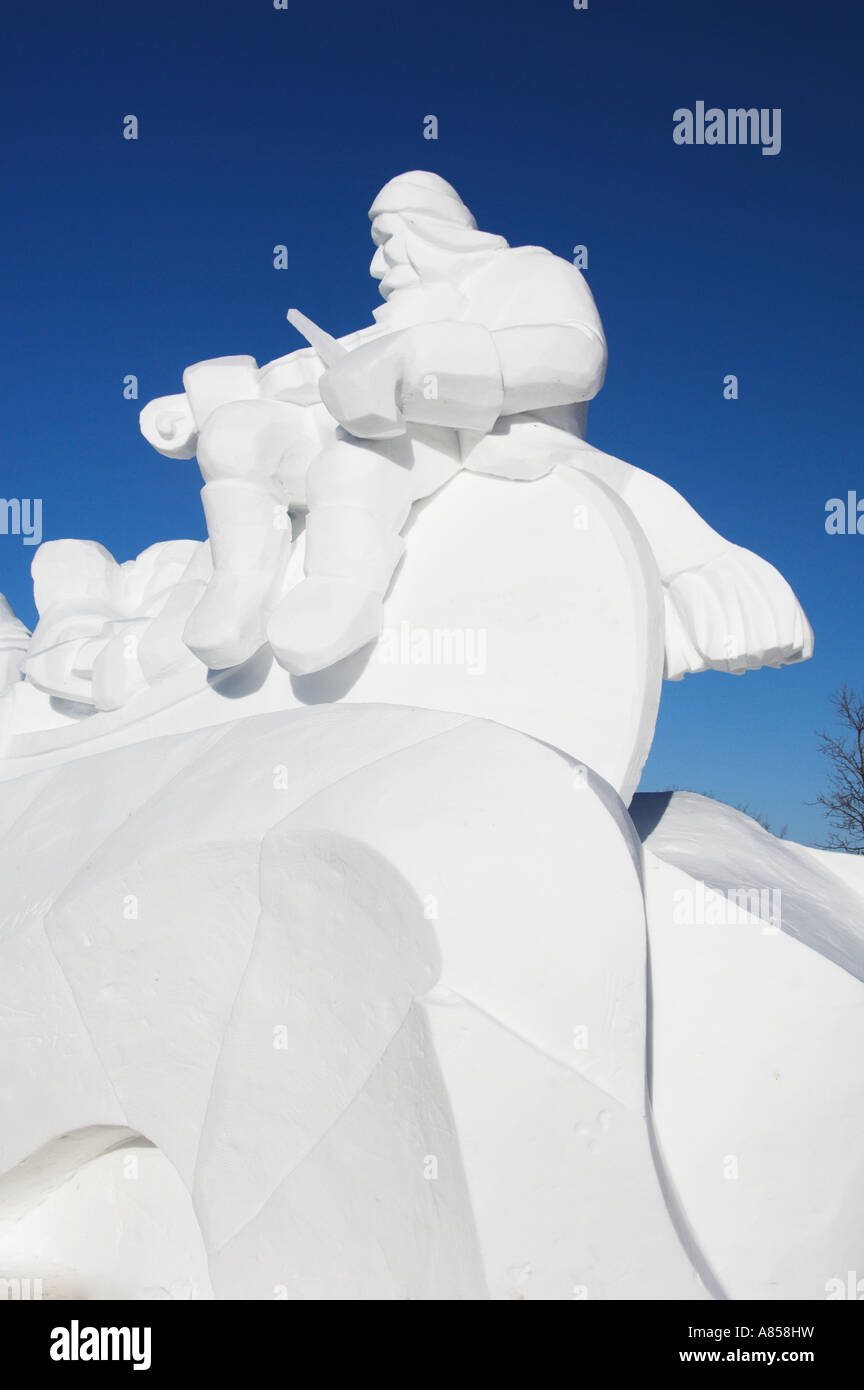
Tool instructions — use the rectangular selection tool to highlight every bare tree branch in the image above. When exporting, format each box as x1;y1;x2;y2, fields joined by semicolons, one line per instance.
814;685;864;854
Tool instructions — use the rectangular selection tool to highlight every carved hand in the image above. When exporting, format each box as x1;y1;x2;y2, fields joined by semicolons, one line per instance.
139;393;198;460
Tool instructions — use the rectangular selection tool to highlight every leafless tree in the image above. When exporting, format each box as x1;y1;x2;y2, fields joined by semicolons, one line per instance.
815;685;864;854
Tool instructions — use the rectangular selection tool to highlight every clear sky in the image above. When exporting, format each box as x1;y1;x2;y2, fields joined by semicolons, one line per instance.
0;0;861;844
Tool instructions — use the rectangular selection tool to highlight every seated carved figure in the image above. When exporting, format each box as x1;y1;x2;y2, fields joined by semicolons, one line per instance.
140;169;812;680
22;539;201;711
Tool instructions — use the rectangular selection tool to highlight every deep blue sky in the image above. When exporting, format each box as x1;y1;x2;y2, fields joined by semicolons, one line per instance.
1;0;861;844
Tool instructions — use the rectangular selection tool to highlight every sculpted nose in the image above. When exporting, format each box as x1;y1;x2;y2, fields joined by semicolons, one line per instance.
370;244;388;280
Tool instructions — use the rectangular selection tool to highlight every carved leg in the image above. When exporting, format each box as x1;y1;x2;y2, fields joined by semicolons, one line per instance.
183;401;300;670
268;439;416;676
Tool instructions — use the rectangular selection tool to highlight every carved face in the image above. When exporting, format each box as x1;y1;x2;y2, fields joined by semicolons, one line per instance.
369;208;508;304
369;213;422;298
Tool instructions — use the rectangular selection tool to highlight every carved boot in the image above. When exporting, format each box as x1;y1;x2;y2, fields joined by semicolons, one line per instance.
183;480;290;671
267;506;404;676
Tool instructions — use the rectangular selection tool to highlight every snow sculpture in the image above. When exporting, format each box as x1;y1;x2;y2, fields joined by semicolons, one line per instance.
7;468;665;806
0;173;856;1305
21;539;201;712
141;170;812;681
0;596;29;697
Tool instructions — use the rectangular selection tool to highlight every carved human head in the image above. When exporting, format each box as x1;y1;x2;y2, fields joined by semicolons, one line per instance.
368;171;506;298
